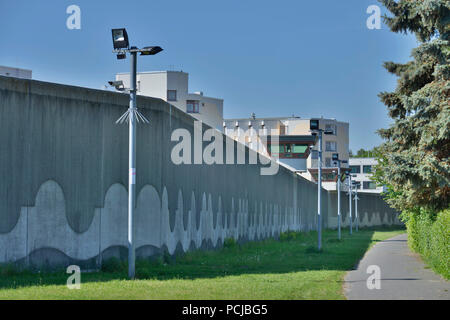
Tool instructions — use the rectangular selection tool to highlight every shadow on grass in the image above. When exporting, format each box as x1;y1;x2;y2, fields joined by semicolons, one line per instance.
0;226;405;290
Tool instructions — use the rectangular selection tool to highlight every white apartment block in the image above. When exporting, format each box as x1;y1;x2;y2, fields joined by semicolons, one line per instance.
223;116;350;191
349;157;385;193
0;66;32;79
116;71;223;130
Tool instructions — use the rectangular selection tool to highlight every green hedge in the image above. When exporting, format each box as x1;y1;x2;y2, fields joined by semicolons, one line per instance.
401;208;449;279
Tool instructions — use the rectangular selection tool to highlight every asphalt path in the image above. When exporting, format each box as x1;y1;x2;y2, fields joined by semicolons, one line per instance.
344;233;449;300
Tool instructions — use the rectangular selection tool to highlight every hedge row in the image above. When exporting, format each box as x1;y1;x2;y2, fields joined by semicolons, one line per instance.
401;208;449;279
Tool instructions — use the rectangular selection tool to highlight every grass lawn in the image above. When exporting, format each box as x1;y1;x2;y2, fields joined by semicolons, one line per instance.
0;226;405;300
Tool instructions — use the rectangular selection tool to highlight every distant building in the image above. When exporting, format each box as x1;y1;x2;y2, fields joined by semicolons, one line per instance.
349;157;385;193
223;116;350;191
116;71;223;130
0;66;32;79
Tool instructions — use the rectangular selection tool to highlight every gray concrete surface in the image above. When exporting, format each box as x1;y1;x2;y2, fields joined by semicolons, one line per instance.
345;234;450;300
0;76;401;268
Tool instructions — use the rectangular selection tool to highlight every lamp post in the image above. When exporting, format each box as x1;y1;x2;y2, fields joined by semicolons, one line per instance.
355;187;359;232
347;175;353;235
332;153;348;240
352;179;359;232
111;28;163;279
310;119;334;250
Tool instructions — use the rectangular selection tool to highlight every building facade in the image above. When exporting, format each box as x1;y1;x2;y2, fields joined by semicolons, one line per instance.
223;117;312;171
348;157;385;193
223;116;350;191
116;71;223;130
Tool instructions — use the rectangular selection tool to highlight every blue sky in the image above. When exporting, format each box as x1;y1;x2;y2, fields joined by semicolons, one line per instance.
0;0;417;152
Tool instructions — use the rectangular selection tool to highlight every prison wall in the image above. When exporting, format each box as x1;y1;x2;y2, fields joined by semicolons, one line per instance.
0;76;400;268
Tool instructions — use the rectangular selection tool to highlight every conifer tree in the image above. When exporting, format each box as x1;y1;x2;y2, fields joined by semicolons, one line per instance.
374;0;450;212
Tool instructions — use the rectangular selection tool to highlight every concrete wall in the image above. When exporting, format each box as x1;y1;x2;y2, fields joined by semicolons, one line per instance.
0;76;400;268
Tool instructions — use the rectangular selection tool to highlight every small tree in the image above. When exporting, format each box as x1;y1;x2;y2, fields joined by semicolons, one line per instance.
374;0;450;212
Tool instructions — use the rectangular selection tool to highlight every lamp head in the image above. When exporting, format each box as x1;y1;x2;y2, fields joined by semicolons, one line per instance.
310;119;319;131
112;28;129;49
140;46;164;56
108;80;125;91
116;53;126;60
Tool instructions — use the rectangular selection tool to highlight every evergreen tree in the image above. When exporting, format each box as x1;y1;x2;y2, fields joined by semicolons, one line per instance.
374;0;450;212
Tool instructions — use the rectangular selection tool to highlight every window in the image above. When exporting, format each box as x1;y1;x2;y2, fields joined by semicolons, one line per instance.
269;145;284;154
350;165;361;174
325;124;337;135
363;165;372;173
325;141;337;152
325;157;332;167
167;90;177;101
363;181;377;190
187;100;199;113
311;150;319;159
293;144;307;153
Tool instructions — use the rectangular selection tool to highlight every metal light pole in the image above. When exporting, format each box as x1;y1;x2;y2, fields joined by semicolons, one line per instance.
310;119;333;250
354;186;359;232
111;29;163;279
348;175;352;235
317;130;323;250
337;163;341;240
332;154;348;241
127;50;137;279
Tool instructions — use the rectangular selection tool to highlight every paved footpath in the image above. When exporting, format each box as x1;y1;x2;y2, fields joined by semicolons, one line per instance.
344;233;449;300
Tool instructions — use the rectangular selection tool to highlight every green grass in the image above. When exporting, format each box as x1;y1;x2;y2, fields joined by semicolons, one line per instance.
0;226;405;300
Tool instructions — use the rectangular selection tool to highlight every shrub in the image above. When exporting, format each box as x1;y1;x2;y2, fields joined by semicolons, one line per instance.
279;231;299;242
223;237;237;249
0;263;21;276
101;257;126;273
163;251;173;265
402;208;449;279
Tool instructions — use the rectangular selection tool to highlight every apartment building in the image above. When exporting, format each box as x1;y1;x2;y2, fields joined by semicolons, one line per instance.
349;157;385;193
223;116;350;190
116;71;223;130
224;116;312;171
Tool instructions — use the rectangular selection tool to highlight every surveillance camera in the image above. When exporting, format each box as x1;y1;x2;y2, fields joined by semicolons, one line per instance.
108;80;125;91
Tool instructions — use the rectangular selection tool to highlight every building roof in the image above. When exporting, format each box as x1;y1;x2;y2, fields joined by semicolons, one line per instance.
224;116;347;124
116;70;187;75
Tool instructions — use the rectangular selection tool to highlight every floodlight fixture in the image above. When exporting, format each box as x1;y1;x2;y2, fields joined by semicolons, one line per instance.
140;46;164;56
310;119;319;131
112;28;129;49
108;80;125;91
